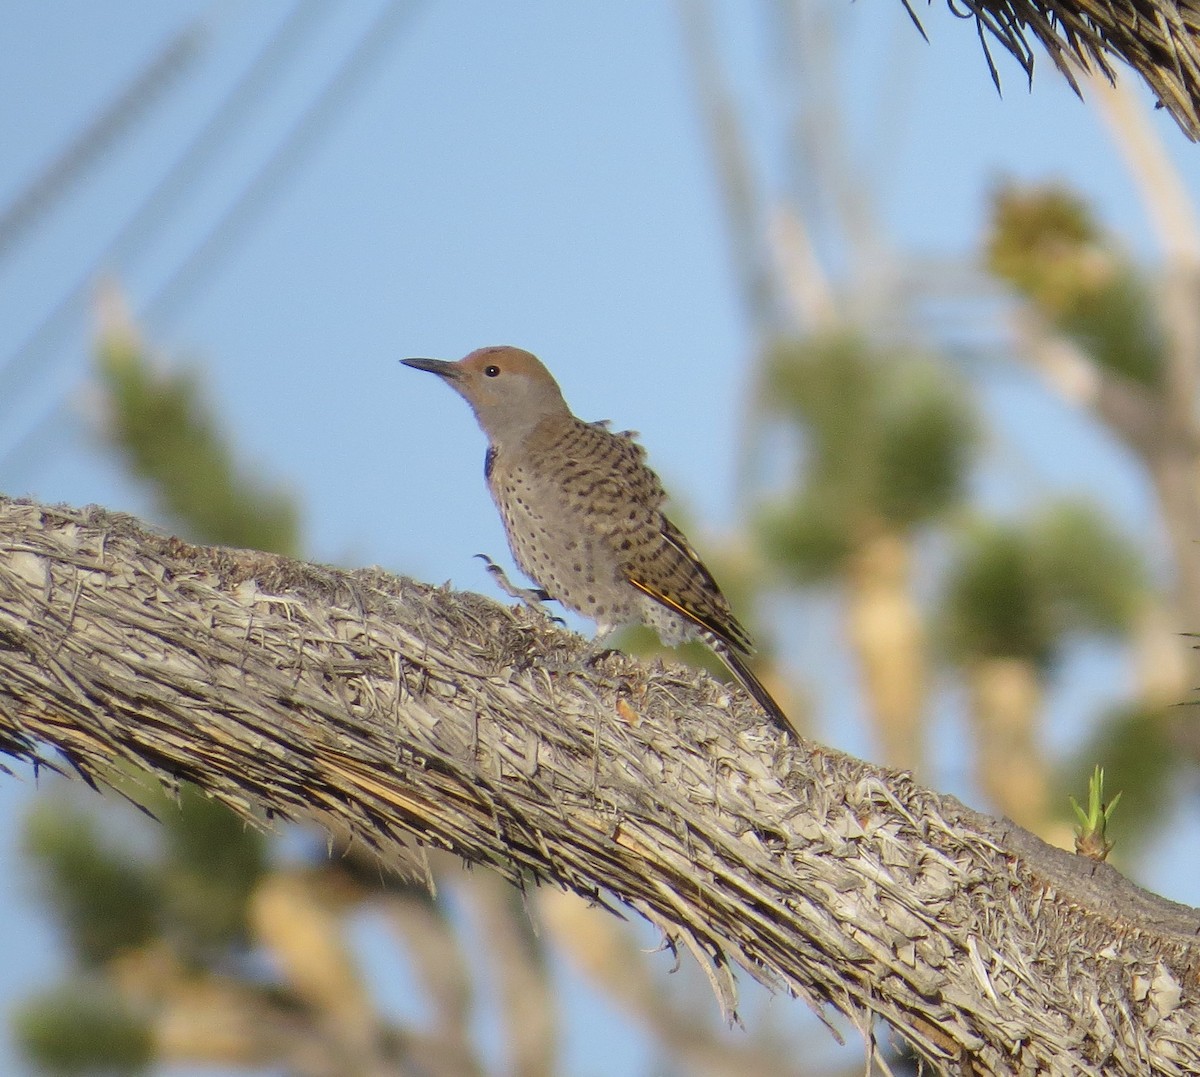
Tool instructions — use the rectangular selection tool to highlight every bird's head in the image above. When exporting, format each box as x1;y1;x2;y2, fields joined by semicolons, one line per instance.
402;346;570;445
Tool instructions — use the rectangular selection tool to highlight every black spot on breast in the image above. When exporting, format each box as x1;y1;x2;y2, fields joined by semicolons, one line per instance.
485;446;497;480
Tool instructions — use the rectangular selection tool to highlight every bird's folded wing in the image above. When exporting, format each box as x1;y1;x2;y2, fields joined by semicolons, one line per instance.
623;522;755;655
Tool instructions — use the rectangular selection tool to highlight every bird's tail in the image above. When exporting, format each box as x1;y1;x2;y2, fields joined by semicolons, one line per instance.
718;646;801;742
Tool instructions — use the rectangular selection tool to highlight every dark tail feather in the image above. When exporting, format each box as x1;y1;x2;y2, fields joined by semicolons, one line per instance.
719;647;801;741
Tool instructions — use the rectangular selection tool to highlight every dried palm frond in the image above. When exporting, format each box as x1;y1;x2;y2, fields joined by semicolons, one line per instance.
905;1;1200;139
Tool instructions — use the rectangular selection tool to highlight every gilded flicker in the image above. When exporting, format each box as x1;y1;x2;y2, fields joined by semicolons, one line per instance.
402;345;797;739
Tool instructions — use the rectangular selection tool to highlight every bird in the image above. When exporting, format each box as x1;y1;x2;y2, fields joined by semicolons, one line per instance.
401;345;798;740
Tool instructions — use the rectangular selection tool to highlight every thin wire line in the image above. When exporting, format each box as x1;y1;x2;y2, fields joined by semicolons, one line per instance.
0;22;204;263
0;0;330;423
1;0;421;481
145;0;421;328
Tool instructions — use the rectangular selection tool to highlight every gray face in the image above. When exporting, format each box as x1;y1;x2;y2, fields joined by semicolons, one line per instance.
402;347;570;447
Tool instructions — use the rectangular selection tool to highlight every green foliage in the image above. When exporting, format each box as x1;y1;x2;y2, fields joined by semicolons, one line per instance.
875;362;976;525
987;183;1164;387
1069;764;1122;860
766;334;879;483
1058;270;1164;387
1057;703;1175;846
23;802;162;966
942;522;1051;665
758;333;975;582
986;183;1101;314
1031;501;1144;633
25;782;267;969
149;784;267;959
13;305;288;1071
758;487;854;583
940;502;1144;667
14;983;151;1077
96;329;300;555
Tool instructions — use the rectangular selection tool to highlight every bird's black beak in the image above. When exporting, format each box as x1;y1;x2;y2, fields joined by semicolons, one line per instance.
401;357;460;379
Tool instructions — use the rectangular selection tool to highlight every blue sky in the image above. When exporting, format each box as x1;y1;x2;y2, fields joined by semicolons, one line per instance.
1;2;1198;1073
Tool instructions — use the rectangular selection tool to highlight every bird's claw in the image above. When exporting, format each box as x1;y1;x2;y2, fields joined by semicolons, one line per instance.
580;645;622;668
475;554;564;623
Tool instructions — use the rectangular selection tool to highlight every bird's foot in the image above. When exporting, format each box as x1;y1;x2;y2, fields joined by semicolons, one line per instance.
534;636;629;691
476;554;564;624
576;639;623;668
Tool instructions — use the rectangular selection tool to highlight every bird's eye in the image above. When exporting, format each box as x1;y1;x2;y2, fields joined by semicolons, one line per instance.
484;365;500;377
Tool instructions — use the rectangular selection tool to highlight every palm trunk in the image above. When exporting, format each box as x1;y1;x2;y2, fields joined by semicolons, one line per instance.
845;530;927;772
967;657;1051;835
